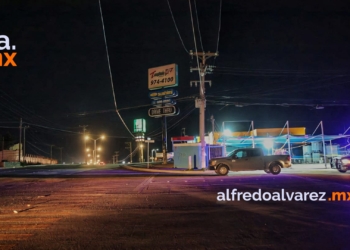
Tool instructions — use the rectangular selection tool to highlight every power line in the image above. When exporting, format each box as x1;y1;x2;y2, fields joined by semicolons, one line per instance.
214;0;222;66
98;0;135;139
188;0;201;82
193;0;204;51
166;0;189;53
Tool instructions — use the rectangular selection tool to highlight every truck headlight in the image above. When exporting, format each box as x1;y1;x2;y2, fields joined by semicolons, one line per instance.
341;159;350;165
210;160;217;165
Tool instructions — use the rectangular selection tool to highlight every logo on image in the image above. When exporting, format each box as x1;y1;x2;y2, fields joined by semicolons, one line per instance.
0;35;17;67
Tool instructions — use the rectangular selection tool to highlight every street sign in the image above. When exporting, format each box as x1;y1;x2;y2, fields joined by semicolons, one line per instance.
149;88;178;99
148;105;177;117
151;98;176;106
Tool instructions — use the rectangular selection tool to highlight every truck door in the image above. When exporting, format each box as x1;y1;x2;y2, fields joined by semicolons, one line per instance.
246;149;265;170
230;150;250;171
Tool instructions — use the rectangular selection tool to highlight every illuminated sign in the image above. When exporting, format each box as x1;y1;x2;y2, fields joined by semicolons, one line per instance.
148;106;179;118
133;119;146;133
151;98;176;106
148;63;178;90
149;88;178;99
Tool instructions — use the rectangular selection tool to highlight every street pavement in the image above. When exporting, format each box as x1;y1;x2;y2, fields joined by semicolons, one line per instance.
0;163;349;249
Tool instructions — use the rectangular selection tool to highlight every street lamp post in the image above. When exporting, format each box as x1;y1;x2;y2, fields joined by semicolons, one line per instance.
140;144;144;163
85;135;105;165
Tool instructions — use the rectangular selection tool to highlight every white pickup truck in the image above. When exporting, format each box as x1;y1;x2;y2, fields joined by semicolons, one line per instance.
209;148;291;176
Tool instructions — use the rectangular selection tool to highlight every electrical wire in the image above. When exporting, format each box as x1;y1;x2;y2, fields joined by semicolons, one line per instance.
166;0;189;53
188;0;202;86
193;0;204;51
98;0;135;138
213;0;222;66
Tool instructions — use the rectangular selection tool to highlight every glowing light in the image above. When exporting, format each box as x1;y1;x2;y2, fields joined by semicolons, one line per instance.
224;129;232;137
263;138;274;149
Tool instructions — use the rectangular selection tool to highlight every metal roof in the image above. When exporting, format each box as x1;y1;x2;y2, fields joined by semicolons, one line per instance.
217;134;350;146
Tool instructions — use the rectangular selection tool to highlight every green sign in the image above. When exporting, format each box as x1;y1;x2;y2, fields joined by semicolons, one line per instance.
134;119;146;133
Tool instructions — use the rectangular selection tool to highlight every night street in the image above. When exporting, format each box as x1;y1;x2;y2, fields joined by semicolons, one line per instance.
1;165;349;250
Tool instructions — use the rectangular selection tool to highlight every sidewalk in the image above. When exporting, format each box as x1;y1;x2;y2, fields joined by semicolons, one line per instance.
289;163;330;169
122;162;217;175
123;162;334;175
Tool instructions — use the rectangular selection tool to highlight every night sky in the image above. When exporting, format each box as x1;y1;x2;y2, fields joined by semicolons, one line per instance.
1;0;350;162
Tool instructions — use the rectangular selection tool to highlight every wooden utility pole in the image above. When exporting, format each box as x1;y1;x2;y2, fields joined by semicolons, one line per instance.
125;142;132;163
50;144;55;165
190;51;218;169
113;151;119;164
23;126;29;162
57;147;63;164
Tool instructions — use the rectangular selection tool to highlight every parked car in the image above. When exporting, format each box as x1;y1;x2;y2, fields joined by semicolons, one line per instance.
330;156;350;173
209;147;291;176
99;161;105;166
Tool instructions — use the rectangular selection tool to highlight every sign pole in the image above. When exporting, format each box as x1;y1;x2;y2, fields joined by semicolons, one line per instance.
162;116;167;165
147;141;149;168
144;139;154;168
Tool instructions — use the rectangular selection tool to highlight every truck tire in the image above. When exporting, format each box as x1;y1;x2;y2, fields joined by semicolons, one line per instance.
216;164;229;176
269;162;282;175
338;169;347;173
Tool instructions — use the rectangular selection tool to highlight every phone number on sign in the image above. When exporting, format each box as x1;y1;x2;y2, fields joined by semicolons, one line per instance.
150;77;174;85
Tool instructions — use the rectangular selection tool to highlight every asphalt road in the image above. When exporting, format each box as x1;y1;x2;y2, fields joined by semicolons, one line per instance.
0;164;349;250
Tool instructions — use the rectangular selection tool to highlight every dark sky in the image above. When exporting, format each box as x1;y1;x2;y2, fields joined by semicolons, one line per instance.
1;0;350;162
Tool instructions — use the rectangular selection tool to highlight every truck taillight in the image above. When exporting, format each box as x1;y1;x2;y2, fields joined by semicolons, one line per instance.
287;155;291;161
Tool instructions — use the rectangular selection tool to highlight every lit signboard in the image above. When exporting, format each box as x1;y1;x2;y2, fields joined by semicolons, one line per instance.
149;88;178;99
148;106;178;118
148;63;178;90
133;119;146;133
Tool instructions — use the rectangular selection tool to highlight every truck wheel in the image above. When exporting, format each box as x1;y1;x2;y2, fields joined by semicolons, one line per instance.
217;165;229;176
269;162;282;175
338;169;347;173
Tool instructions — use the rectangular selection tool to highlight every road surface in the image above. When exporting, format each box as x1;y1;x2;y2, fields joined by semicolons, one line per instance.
0;164;349;249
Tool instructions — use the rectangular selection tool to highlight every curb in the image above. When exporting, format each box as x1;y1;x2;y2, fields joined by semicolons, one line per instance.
122;165;217;175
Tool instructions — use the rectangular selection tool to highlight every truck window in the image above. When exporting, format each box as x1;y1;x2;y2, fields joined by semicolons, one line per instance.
248;149;262;157
234;150;247;159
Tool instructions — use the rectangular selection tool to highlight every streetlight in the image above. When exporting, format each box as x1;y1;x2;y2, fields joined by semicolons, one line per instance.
222;120;255;156
85;135;105;165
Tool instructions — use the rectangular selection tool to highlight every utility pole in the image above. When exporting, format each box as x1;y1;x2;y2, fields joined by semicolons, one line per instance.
50;144;55;165
1;136;4;162
19;118;22;163
190;51;218;169
57;147;63;164
79;125;88;163
125;142;132;163
210;115;215;134
23;126;29;162
113;151;119;164
210;115;215;143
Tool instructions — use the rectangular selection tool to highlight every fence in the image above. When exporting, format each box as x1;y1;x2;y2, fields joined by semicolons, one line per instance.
0;150;57;166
